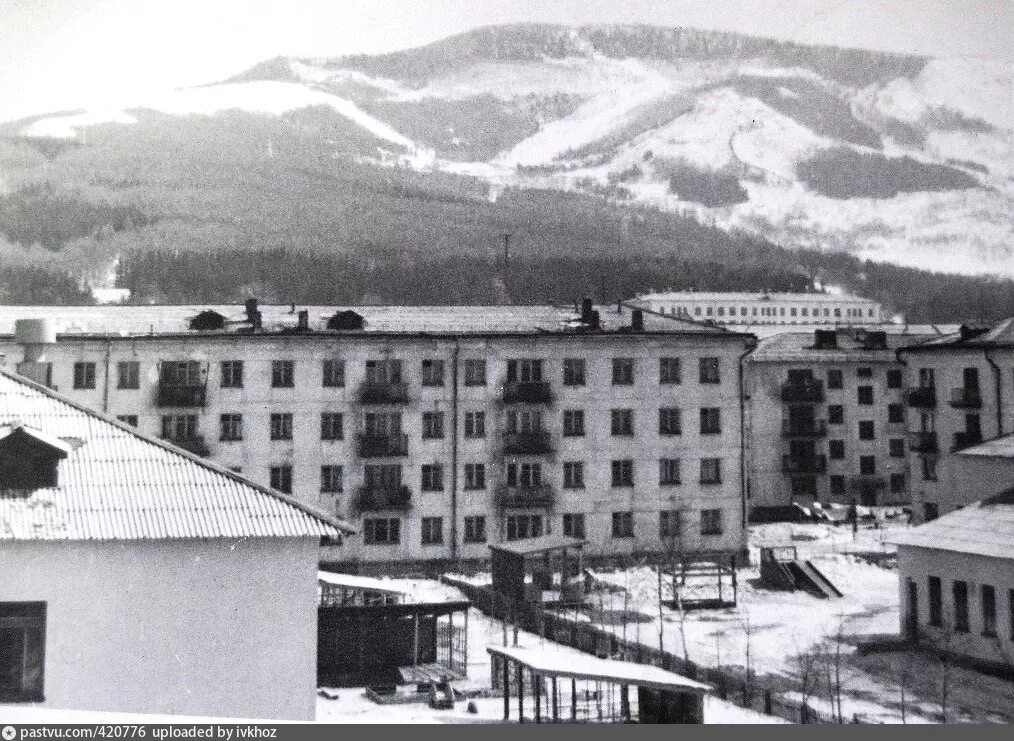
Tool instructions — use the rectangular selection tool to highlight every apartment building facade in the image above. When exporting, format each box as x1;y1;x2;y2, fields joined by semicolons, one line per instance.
745;328;936;518
898;318;1014;522
629;291;883;326
0;302;754;568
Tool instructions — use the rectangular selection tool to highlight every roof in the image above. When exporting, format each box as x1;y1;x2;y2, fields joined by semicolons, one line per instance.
489;534;586;556
900;316;1014;352
318;570;408;597
728;323;958;341
633;291;877;304
487;645;711;693
0;370;353;541
748;329;938;363
0;304;747;339
955;433;1014;459
891;491;1014;560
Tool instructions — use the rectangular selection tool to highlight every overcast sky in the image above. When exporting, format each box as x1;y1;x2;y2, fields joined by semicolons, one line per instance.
1;0;1011;122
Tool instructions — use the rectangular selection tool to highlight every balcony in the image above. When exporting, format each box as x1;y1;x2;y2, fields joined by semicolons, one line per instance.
357;381;410;405
495;483;555;509
502;430;554;455
163;434;210;457
905;386;937;408
949;387;982;409
353;485;412;512
952;430;983;451
157;384;206;408
502;381;554;405
357;433;409;458
782;454;827;474
908;430;939;454
780;379;824;403
782;419;827;438
848;475;887;491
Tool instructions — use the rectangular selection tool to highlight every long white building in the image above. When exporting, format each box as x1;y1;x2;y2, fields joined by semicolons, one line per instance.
629;291;883;326
0;301;754;570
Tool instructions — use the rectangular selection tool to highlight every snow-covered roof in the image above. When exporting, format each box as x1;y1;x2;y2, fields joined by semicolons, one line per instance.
901;316;1014;351
318;571;407;596
490;533;586;556
634;291;876;304
749;330;937;363
488;644;711;693
955;433;1014;459
891;490;1014;560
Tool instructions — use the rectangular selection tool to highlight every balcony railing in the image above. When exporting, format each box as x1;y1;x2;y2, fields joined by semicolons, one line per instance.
780;379;824;403
157;384;206;408
353;485;412;512
502;381;554;405
782;454;827;474
781;419;827;438
907;430;939;454
357;381;410;405
163;434;210;457
949;387;982;409
357;433;409;458
848;475;887;491
502;430;554;455
905;386;937;408
495;484;555;509
952;430;983;451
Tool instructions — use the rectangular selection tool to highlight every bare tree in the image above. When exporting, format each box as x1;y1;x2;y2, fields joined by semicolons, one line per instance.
794;643;824;723
741;609;755;707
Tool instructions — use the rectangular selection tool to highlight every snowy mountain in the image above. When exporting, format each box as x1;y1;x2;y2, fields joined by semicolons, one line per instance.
2;24;1012;279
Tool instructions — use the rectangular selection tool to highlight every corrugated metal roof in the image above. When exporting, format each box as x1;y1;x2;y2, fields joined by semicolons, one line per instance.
891;492;1014;560
956;433;1014;459
0;370;352;542
0;304;738;337
748;330;938;363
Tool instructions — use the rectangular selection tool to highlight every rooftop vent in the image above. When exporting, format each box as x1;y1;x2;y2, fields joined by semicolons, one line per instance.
296;310;310;332
631;309;644;332
327;310;366;331
958;325;989;342
813;329;839;349
0;424;72;492
861;330;888;350
244;298;262;331
189;310;226;331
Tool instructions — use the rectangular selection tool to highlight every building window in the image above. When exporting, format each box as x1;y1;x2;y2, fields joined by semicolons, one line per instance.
221;360;243;388
828;440;845;460
422;411;445;440
364;518;400;545
73;361;96;390
889;438;905;457
421;517;444;545
421;463;444;492
563;409;585;437
563;358;586;386
270;413;293;441
857;367;873;379
161;413;197;440
981;585;997;636
659;458;681;486
888;404;904;424
659;358;681;384
791;476;816;499
0;602;46;702
699;357;721;384
463;359;487;387
563;461;585;489
830;475;845;496
700;458;722;485
859;456;876;475
506;462;541;488
322;359;345;388
269;465;292;494
463;411;485;438
659;408;682;436
858;420;875;440
220;413;243;441
116;415;138;427
923;502;939;521
506;514;543;541
464;516;486;544
421;359;445;387
700;509;723;536
463;463;485;490
612;358;635;385
828;405;844;424
271;360;294;388
659;511;681;538
117;361;140;390
563;513;586;539
321;412;344;441
886;369;903;389
928;576;942;626
611;409;634;436
611;512;634;538
890;473;906;494
320;465;343;493
827;369;843;390
921;456;938;482
366;359;403;384
611;459;634;487
953;580;970;633
699;408;722;435
857;386;874;405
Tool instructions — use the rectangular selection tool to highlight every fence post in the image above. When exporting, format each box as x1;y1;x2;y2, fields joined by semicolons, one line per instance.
764;689;772;715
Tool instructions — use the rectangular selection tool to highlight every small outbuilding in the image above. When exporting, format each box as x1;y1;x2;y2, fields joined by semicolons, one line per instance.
490;534;586;605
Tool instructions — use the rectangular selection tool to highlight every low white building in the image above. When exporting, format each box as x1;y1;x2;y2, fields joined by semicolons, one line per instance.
0;370;352;720
629;292;882;326
893;490;1014;671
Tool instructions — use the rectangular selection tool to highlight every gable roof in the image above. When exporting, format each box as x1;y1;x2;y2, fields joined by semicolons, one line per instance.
900;316;1014;352
891;491;1014;560
0;370;353;542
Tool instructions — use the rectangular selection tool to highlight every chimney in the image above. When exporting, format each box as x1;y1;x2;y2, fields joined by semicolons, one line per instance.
813;329;838;349
14;319;56;388
245;298;259;322
631;309;644;332
581;298;594;324
297;309;309;332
